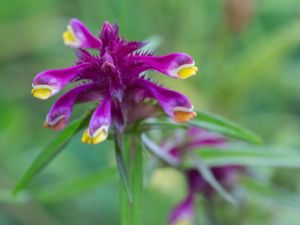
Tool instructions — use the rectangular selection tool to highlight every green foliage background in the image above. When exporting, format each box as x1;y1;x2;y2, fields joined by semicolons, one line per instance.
0;0;300;224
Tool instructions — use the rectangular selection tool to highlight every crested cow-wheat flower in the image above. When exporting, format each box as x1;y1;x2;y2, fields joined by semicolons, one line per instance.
157;127;244;225
31;19;198;144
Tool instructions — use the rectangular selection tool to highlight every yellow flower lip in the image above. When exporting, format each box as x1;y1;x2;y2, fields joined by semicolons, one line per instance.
174;217;192;225
81;127;109;145
173;106;197;123
176;63;198;79
63;25;81;48
31;85;56;100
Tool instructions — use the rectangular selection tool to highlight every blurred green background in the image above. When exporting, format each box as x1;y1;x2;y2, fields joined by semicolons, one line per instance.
1;0;300;224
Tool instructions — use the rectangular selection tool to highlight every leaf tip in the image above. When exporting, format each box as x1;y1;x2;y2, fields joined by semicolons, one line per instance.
11;186;20;198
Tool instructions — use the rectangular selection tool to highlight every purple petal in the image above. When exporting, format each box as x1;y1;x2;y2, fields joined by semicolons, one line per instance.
132;53;197;79
88;96;112;135
99;21;119;47
186;166;243;197
186;169;210;195
99;21;145;56
211;166;243;190
169;194;194;225
101;52;117;73
135;79;196;122
159;131;189;163
167;147;182;163
81;96;112;144
32;63;89;99
44;83;101;130
186;127;227;149
111;100;125;132
63;18;102;49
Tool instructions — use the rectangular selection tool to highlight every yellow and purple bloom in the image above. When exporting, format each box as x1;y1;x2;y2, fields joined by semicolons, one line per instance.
32;19;198;144
159;128;243;225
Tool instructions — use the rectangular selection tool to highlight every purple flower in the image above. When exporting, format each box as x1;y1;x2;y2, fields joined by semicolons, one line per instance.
169;194;194;225
160;128;243;225
31;19;198;144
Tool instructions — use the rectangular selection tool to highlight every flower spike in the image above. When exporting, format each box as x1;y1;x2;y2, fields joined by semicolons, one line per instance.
157;128;245;225
33;18;197;144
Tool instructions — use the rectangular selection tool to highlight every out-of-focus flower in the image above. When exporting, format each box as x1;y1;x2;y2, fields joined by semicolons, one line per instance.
169;194;194;225
32;18;198;144
225;0;253;32
159;127;243;225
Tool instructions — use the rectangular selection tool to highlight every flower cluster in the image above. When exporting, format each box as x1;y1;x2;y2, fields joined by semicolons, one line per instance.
31;19;197;144
158;127;243;225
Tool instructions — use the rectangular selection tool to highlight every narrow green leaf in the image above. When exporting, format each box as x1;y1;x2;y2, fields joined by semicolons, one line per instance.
120;133;144;225
141;133;179;166
187;146;300;168
114;131;133;203
36;168;117;202
120;181;130;225
241;177;300;210
193;156;237;206
0;189;29;203
140;110;262;144
131;136;143;225
116;152;132;203
140;117;187;132
13;112;91;196
189;111;263;144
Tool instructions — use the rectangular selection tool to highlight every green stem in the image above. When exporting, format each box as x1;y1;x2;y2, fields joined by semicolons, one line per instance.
131;135;143;225
119;131;143;225
114;129;131;225
120;182;130;225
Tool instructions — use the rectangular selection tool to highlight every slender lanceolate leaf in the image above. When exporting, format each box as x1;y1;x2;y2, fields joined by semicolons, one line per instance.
186;146;300;168
36;168;117;202
189;111;262;144
115;156;132;203
141;133;179;166
140;110;262;144
0;189;29;204
193;157;237;206
241;177;300;210
114;130;132;203
13;112;91;196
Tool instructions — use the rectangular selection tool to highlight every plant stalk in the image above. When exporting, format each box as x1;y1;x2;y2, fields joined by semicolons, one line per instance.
119;130;143;225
